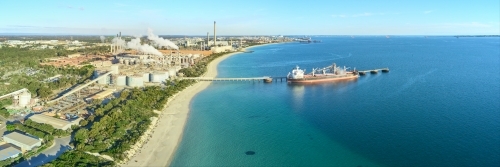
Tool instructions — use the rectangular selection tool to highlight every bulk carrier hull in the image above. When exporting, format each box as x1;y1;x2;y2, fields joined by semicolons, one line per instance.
287;74;359;83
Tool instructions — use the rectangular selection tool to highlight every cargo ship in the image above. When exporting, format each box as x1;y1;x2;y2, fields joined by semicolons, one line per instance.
287;63;359;83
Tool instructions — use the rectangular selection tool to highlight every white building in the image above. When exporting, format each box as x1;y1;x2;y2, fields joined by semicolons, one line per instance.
3;132;42;151
0;144;22;161
28;114;81;130
211;45;233;53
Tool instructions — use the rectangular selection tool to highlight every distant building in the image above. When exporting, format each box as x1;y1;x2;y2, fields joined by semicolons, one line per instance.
211;45;233;53
28;114;81;130
0;144;22;161
3;132;42;151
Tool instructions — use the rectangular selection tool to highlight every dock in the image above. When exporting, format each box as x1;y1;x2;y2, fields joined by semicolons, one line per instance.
180;67;389;82
358;68;389;75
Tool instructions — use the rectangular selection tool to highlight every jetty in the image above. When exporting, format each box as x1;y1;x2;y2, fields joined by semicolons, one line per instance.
180;68;389;82
357;68;389;75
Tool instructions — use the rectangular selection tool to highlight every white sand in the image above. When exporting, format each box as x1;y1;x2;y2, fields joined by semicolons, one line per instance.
121;52;241;167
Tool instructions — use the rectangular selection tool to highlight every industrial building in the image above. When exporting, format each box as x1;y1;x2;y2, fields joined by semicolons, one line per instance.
3;132;42;151
28;114;80;130
91;89;115;99
0;144;22;161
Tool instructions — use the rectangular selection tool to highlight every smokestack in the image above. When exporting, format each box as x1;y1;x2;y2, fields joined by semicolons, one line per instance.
119;32;121;38
214;21;216;48
207;32;209;47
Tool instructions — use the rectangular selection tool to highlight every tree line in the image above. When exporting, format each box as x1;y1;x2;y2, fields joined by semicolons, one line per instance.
72;80;195;161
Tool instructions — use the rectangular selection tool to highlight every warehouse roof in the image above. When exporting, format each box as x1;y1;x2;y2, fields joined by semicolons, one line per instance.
28;114;72;130
91;89;115;99
3;132;40;146
0;144;21;161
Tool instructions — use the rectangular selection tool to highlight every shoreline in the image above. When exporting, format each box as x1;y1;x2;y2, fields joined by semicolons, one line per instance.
121;43;281;167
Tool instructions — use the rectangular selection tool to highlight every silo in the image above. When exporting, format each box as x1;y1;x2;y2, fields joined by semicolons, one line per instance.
127;75;144;87
142;73;150;82
97;75;109;85
19;92;31;107
150;72;166;83
116;75;126;86
124;59;130;65
119;59;124;64
110;65;119;75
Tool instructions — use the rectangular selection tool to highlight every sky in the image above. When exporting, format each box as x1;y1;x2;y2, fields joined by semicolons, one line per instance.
0;0;499;35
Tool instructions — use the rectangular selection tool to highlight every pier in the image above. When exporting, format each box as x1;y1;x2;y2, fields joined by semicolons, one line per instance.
180;68;389;82
181;76;289;83
358;68;389;75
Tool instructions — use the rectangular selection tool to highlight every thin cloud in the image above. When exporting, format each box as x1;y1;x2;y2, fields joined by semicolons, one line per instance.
423;10;432;14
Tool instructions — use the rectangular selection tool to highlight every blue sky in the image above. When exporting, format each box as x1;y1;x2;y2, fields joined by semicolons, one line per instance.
1;0;498;35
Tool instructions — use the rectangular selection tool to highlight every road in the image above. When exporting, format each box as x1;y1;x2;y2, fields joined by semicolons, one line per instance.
15;136;72;167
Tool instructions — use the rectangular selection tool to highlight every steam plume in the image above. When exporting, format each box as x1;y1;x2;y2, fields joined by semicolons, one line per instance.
126;37;162;56
100;36;105;43
147;28;179;50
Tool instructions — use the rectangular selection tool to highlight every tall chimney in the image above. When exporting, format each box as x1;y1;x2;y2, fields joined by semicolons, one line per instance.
207;32;209;47
119;32;121;38
214;21;216;48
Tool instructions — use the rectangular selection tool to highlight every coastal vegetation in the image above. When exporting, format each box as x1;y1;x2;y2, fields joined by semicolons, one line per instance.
41;150;115;167
72;80;195;160
0;47;97;112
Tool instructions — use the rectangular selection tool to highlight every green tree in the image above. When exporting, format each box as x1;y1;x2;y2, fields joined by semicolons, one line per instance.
6;124;16;131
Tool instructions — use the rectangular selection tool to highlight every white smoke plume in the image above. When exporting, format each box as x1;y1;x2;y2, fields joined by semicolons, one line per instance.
126;37;162;56
100;36;105;43
112;37;126;48
147;28;179;50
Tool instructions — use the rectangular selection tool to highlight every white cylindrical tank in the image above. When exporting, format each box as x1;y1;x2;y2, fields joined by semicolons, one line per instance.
19;92;31;107
116;75;126;86
97;75;109;85
150;72;166;83
124;59;130;65
127;75;144;87
142;73;150;82
119;59;124;64
110;65;119;75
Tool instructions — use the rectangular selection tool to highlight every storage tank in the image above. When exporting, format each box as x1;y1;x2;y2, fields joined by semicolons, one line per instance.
116;75;126;86
127;75;144;87
150;72;166;83
110;65;119;75
142;73;150;82
124;59;130;65
97;75;109;85
19;92;31;107
119;59;124;64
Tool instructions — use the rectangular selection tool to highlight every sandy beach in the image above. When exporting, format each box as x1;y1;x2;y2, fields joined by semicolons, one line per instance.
121;51;241;167
121;43;282;167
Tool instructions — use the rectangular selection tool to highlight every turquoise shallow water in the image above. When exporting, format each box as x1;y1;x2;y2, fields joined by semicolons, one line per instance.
171;37;500;166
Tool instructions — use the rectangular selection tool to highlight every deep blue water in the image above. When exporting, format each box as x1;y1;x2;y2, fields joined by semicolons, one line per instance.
171;36;500;166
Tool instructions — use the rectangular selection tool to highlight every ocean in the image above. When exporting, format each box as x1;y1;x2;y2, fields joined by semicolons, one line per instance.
171;36;500;166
